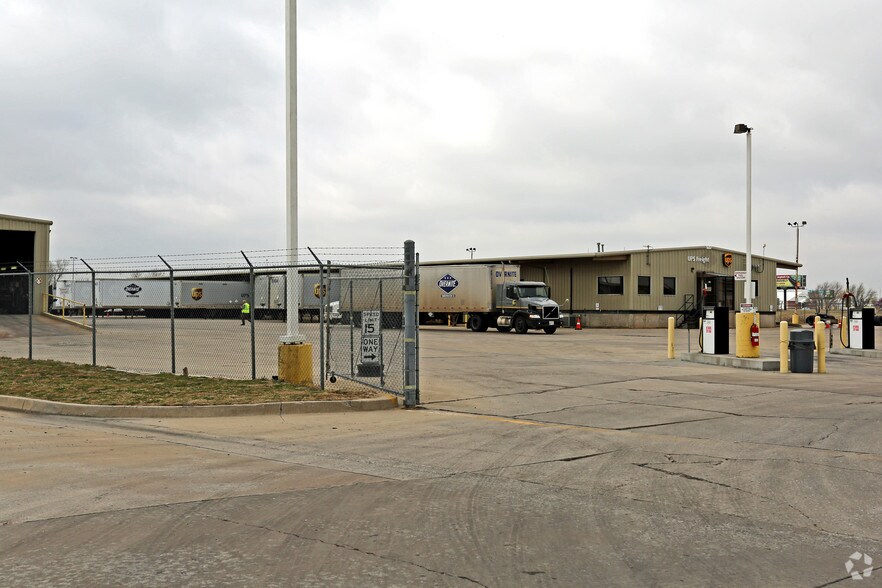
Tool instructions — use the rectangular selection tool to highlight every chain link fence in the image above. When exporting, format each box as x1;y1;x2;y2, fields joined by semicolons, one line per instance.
0;242;419;405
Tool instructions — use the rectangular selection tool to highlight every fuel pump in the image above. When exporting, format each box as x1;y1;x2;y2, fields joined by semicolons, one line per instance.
847;307;875;350
701;306;729;355
838;278;876;350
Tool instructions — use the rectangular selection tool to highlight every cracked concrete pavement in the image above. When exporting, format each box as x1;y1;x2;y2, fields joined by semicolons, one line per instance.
2;326;882;586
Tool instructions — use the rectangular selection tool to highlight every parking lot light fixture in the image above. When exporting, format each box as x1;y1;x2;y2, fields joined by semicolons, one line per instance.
734;123;753;308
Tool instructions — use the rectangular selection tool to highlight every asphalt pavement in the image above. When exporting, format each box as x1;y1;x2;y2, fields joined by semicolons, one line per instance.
2;325;881;586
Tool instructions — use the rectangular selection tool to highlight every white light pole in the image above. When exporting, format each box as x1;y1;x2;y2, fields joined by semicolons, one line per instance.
734;124;753;310
788;221;806;308
282;0;302;344
466;247;476;259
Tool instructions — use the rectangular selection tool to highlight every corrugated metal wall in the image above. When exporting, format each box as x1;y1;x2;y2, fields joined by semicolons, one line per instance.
507;247;778;321
0;215;52;312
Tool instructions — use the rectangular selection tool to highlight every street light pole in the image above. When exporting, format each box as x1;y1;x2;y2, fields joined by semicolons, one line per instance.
734;124;753;309
282;0;302;345
788;220;807;307
466;247;476;260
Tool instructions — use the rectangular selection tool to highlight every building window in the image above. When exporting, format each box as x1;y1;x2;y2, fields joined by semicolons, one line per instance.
663;277;676;296
637;275;651;295
598;276;624;295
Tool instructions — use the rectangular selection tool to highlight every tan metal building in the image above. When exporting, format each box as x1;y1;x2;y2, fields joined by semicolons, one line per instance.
430;246;797;328
0;213;53;314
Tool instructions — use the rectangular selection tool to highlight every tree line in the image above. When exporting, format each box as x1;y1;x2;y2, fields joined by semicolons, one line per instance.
806;281;879;314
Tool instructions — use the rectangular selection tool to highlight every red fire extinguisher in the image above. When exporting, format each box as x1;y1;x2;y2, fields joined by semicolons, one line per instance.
750;323;760;347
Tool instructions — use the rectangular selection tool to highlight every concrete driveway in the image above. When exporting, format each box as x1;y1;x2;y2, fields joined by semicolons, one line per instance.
2;326;881;586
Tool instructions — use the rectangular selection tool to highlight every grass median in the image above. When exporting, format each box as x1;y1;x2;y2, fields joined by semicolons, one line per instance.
0;357;378;406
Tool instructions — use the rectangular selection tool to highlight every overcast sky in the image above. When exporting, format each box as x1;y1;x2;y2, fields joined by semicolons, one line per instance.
2;1;881;289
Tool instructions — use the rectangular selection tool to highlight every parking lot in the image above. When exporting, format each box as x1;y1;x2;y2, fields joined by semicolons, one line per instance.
2;323;881;586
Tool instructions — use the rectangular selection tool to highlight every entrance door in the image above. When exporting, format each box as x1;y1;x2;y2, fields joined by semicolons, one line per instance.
697;275;735;310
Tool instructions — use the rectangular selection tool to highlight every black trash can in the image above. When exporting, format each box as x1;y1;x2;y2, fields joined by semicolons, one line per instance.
789;329;815;373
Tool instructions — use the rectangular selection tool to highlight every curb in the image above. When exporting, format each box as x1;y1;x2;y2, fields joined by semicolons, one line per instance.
0;394;400;418
678;352;781;371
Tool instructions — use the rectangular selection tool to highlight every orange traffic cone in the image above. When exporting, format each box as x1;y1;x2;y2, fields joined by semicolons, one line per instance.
575;316;582;330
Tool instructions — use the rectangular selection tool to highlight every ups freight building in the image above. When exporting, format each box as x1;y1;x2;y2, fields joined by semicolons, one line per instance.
430;246;796;328
0;213;52;314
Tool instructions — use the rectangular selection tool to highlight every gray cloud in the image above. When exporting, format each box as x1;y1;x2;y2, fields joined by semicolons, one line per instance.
2;0;881;290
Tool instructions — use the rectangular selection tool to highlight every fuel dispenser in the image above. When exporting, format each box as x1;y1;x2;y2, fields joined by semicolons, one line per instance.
847;307;875;350
701;306;729;355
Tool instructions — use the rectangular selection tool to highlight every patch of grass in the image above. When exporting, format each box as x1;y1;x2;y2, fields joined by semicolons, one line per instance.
0;357;377;406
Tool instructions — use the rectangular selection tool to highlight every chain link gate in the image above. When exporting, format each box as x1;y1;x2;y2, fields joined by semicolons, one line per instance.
317;241;419;406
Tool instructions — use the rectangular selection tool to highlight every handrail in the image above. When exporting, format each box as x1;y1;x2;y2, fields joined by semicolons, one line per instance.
44;293;88;326
676;294;697;328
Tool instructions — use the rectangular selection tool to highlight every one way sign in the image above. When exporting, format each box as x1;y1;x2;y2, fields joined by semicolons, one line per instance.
360;335;380;364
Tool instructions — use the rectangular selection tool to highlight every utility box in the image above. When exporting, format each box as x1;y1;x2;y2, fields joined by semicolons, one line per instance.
847;307;875;350
702;306;729;355
789;329;815;373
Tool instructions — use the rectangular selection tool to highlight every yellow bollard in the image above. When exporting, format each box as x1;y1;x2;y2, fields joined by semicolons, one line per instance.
815;318;826;374
780;321;789;373
791;313;799;326
667;316;675;359
735;313;760;358
278;343;314;385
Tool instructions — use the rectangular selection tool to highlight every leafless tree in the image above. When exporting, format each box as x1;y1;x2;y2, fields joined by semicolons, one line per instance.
46;259;70;291
807;281;843;313
849;282;878;308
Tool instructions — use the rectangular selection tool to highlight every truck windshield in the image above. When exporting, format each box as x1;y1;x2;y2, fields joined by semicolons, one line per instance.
516;285;549;298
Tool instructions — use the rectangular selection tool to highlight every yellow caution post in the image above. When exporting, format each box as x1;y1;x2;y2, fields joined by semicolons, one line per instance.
667;316;675;359
791;313;799;326
780;321;789;373
278;343;313;385
735;313;760;358
814;318;826;374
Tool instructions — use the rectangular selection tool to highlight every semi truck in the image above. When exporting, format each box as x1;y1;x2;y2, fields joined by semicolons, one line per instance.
419;264;561;334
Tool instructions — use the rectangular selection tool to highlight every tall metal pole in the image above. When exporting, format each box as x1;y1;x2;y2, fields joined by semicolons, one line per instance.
788;221;806;308
403;240;419;407
745;129;752;308
282;0;303;345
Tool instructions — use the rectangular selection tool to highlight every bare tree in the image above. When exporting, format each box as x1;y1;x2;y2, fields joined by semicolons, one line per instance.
46;259;70;291
807;281;843;313
849;282;878;308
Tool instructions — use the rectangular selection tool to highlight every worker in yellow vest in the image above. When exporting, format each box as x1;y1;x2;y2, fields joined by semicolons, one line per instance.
241;299;251;325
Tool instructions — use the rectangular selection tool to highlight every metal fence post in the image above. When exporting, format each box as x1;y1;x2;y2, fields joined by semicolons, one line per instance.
349;279;354;377
307;247;326;390
403;240;419;407
80;259;98;366
158;255;176;374
241;251;256;380
27;266;33;360
379;279;385;388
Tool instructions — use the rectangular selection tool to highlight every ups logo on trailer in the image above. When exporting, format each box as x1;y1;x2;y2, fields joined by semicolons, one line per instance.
191;287;203;301
313;284;328;298
722;253;733;267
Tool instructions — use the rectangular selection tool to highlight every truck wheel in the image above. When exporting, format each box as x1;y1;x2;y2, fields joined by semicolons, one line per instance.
543;326;557;334
468;314;488;332
496;325;511;333
513;315;528;334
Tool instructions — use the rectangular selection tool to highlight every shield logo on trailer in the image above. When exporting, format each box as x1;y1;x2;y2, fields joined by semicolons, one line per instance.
722;253;733;267
437;274;459;294
191;288;203;301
